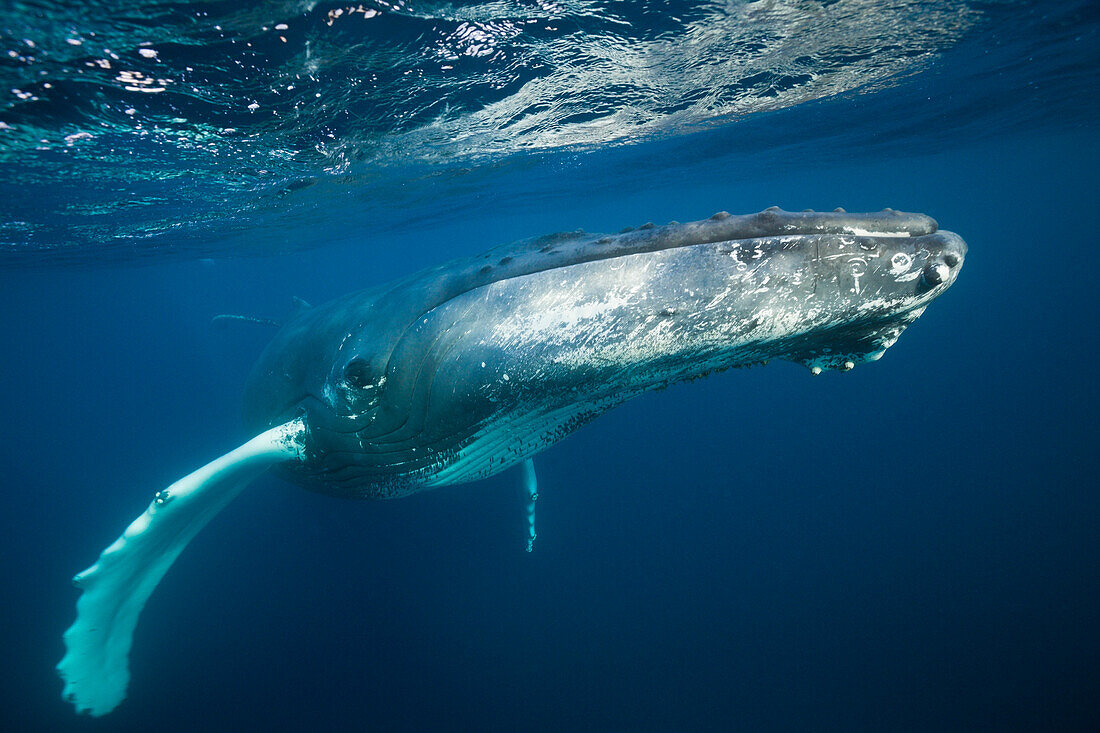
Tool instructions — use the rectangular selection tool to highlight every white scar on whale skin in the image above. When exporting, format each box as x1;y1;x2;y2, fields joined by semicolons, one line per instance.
57;419;305;717
844;227;911;237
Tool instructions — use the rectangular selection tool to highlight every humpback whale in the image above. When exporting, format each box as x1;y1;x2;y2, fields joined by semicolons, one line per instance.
58;207;966;715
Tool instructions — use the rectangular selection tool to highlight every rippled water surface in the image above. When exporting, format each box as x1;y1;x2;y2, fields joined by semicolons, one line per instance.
1;1;1096;262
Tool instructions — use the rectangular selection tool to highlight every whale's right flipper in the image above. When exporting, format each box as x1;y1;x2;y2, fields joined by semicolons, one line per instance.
57;419;307;717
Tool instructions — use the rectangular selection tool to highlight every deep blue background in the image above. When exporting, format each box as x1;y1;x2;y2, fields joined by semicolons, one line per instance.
2;1;1099;727
3;125;1098;731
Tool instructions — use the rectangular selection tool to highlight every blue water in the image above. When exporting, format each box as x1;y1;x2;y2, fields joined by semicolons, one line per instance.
2;1;1098;730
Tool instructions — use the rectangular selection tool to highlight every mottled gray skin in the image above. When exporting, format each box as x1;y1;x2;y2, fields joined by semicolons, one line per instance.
243;208;965;498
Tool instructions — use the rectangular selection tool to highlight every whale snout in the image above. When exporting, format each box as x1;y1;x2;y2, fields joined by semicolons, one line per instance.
917;231;966;294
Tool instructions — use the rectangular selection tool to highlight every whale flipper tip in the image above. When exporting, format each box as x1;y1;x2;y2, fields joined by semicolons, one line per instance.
57;420;306;717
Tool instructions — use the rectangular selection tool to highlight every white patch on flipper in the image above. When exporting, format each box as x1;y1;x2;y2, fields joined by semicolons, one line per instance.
57;419;306;716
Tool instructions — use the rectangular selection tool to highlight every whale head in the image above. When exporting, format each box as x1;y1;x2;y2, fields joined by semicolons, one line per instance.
739;208;967;372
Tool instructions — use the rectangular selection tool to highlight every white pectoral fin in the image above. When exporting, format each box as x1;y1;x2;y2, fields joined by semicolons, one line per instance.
57;418;306;717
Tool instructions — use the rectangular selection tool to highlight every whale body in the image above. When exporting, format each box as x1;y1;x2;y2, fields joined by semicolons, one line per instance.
58;207;966;715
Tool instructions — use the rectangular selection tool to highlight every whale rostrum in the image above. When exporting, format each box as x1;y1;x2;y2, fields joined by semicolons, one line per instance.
58;208;965;715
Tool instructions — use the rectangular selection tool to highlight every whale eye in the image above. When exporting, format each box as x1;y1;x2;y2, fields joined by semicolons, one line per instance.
343;358;372;389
